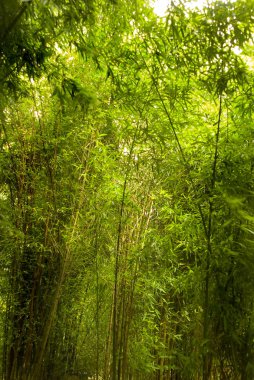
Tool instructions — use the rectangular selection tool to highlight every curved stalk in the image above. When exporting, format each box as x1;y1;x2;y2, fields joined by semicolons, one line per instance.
139;41;223;379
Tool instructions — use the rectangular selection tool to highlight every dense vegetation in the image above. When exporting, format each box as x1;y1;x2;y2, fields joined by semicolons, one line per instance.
1;0;254;379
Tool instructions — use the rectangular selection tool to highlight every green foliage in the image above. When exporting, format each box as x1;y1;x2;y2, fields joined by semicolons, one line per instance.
1;0;254;379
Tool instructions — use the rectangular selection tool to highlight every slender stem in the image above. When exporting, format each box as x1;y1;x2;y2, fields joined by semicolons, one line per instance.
202;94;223;380
95;225;99;380
112;83;152;379
140;39;224;379
139;46;208;238
112;123;139;380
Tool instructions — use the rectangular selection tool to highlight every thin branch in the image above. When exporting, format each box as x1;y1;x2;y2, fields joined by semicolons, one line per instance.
203;94;223;380
139;45;208;238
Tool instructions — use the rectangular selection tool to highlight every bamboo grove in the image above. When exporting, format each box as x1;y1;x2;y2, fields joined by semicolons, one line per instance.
1;0;254;379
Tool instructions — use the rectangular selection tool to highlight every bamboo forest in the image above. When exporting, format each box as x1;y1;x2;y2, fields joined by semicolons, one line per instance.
1;0;254;379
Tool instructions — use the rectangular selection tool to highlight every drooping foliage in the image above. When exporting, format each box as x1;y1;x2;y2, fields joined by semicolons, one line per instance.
0;0;254;379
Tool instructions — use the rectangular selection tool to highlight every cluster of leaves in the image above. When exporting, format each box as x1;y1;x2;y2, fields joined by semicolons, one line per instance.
1;0;254;380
